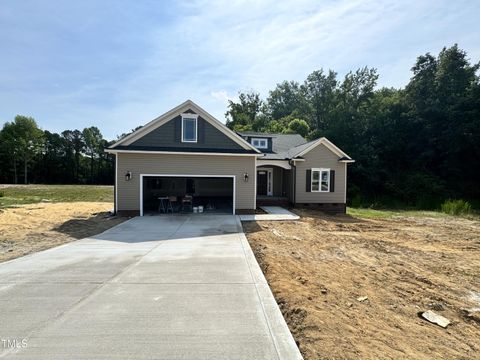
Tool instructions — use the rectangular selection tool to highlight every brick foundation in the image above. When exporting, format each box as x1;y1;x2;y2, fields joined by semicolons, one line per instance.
235;209;256;215
295;203;346;214
117;210;140;217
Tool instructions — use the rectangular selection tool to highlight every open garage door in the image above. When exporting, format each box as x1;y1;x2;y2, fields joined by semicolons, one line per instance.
140;175;235;216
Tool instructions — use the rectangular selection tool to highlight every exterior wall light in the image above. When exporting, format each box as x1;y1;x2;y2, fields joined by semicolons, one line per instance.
125;171;132;181
244;172;249;182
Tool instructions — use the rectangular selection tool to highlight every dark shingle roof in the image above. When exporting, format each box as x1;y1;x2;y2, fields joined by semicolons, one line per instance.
235;131;278;138
237;131;308;159
286;139;317;158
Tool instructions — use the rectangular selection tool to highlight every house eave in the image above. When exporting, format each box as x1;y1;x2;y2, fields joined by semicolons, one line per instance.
105;149;263;157
110;100;261;153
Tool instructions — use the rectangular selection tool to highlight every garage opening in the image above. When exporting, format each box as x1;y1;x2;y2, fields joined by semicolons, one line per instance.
141;175;234;215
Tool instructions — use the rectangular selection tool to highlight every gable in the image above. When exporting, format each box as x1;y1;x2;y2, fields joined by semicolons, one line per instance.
291;137;353;160
109;100;260;154
129;111;244;151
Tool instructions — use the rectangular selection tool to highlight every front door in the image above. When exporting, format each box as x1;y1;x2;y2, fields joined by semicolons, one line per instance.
257;170;267;195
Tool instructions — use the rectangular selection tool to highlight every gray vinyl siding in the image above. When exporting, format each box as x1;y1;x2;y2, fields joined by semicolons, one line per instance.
116;153;256;211
295;144;346;203
130;112;243;150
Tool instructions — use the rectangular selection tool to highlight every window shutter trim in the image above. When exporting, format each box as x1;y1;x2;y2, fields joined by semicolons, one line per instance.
174;117;181;142
198;118;205;143
306;169;311;192
330;170;335;192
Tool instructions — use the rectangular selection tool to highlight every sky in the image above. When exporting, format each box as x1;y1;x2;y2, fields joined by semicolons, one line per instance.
1;0;479;140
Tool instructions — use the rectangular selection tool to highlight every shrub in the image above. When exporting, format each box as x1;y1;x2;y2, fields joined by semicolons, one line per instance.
441;199;471;215
350;194;363;208
0;190;4;197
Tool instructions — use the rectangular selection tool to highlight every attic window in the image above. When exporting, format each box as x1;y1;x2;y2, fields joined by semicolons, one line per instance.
181;114;198;142
251;138;268;149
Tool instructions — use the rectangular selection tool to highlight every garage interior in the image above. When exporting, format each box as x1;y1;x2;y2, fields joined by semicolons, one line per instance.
142;176;234;215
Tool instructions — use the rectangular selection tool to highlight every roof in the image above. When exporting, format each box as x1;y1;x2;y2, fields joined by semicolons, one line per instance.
286;139;317;158
237;132;308;159
236;131;279;138
290;137;354;160
109;100;261;154
238;131;354;161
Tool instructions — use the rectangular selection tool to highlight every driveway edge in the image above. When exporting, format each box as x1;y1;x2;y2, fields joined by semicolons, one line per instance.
235;216;303;360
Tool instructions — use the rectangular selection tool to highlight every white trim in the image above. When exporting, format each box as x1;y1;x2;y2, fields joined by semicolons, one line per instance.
296;137;352;159
257;159;291;170
344;162;347;203
114;153;118;214
110;100;261;153
105;149;262;157
257;167;273;196
311;167;330;192
251;138;268;149
254;156;257;209
139;174;236;216
181;114;198;143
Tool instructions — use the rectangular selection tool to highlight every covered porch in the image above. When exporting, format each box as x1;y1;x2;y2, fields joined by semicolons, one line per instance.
256;159;293;206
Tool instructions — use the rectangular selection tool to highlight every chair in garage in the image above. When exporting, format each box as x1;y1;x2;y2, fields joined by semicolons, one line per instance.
168;196;178;212
181;195;193;212
158;196;173;214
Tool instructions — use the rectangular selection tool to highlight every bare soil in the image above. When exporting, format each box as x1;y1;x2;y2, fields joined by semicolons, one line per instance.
243;208;480;360
0;202;127;263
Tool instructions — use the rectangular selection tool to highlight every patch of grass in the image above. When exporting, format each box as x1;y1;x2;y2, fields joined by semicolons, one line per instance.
347;207;447;219
0;185;113;208
441;199;471;216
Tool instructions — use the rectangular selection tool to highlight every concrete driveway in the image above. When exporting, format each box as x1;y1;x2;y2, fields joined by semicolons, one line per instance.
0;215;301;359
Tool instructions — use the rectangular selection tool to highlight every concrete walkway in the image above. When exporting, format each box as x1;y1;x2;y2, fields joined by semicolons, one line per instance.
239;206;300;222
0;215;302;359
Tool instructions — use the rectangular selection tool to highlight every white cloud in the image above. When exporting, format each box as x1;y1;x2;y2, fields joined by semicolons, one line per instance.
210;90;236;105
1;0;479;138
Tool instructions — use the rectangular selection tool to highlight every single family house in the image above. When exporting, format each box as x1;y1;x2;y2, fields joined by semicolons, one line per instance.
105;100;354;216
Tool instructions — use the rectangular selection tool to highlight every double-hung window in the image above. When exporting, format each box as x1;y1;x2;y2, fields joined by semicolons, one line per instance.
181;114;198;142
311;168;330;192
251;138;268;149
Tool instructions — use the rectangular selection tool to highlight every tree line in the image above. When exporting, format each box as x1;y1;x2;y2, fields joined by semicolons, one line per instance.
1;44;478;209
0;117;115;185
225;45;480;209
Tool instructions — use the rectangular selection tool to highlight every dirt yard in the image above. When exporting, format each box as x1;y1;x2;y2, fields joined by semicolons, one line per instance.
0;202;127;263
243;209;480;360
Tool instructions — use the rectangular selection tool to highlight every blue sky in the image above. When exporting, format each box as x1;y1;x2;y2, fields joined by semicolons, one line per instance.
1;0;479;140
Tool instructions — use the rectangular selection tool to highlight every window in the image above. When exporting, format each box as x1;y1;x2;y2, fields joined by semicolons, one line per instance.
251;138;268;149
311;168;330;192
181;114;198;142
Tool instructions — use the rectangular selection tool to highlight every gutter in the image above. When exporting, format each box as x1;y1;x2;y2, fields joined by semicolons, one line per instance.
105;149;263;157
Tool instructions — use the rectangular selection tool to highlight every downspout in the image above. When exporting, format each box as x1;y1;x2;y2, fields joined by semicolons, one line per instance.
114;153;117;215
289;160;296;206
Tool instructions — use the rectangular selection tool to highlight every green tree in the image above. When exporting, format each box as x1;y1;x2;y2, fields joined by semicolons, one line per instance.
284;118;310;137
266;81;309;120
0;123;19;183
225;91;263;130
0;116;44;184
303;69;338;131
82;126;103;184
62;130;85;182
